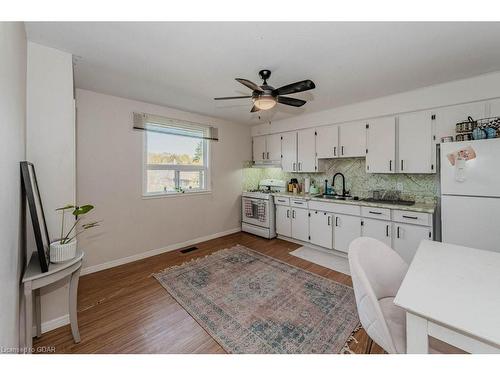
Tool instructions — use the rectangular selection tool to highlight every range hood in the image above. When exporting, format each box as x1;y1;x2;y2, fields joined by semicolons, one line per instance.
252;160;281;168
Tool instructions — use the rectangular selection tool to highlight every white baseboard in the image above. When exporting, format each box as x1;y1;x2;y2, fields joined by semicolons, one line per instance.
81;227;241;276
33;314;69;336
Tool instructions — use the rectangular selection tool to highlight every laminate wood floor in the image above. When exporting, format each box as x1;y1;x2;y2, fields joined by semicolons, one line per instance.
33;232;384;354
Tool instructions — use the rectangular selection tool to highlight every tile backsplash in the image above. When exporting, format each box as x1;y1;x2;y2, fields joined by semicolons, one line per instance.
243;158;438;203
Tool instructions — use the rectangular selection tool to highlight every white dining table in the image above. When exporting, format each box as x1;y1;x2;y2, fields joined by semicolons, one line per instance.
394;240;500;354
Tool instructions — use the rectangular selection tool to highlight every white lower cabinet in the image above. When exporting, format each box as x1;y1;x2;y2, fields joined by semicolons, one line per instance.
276;205;291;237
274;196;433;259
361;218;392;246
309;210;333;249
291;207;309;242
392;223;432;263
334;214;362;253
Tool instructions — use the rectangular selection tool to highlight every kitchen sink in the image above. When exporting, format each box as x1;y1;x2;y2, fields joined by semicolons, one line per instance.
315;194;357;201
360;198;415;206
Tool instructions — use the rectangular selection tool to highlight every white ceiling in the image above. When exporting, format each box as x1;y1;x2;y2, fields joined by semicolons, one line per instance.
25;22;500;125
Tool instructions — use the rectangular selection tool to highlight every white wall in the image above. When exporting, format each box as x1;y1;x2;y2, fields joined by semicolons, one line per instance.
0;22;27;350
252;71;500;136
26;42;75;329
76;89;251;270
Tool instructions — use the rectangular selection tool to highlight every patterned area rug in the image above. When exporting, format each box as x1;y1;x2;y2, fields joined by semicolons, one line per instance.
154;245;360;353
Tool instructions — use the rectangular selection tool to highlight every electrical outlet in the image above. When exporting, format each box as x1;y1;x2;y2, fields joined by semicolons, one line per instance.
396;183;403;191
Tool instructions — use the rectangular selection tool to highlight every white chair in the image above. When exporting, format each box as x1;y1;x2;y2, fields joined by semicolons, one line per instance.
348;237;464;354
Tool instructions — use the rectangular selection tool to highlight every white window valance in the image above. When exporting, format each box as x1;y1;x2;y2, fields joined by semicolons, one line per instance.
133;112;219;141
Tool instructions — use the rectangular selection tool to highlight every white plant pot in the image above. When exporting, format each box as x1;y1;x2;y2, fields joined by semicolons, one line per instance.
50;240;77;263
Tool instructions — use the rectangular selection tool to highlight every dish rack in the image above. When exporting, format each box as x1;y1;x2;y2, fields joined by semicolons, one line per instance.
455;116;500;141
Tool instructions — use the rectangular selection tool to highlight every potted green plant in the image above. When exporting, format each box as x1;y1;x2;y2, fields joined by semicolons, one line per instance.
50;204;100;263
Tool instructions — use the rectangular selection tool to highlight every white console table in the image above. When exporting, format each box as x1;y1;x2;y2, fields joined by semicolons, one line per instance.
21;249;84;352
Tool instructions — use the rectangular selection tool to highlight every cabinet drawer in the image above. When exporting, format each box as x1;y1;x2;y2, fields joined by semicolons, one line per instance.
274;196;290;206
361;206;391;220
290;199;308;208
331;203;361;216
308;201;360;216
392;210;431;226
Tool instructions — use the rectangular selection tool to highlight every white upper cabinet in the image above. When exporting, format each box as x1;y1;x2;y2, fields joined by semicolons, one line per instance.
366;117;396;173
266;133;282;161
297;128;316;172
398;111;435;174
339;122;367;158
315;125;339;159
434;102;486;142
281;131;297;172
253;134;282;163
252;136;266;163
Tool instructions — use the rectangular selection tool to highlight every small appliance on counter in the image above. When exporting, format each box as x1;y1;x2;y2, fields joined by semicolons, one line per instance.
309;181;319;195
242;179;286;239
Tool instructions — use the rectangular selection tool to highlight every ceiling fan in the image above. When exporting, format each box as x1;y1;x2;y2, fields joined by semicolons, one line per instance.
214;70;316;112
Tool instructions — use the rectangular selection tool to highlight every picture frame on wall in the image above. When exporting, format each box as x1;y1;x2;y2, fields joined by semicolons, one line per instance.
21;161;50;273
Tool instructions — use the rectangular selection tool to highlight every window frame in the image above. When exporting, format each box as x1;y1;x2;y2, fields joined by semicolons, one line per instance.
142;123;212;198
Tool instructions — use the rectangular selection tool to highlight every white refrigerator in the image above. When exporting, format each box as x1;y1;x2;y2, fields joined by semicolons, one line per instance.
440;138;500;253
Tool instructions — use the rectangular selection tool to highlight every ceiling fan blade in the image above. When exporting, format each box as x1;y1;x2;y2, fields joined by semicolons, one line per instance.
277;96;306;107
250;105;260;113
236;78;263;92
274;80;315;96
214;96;252;100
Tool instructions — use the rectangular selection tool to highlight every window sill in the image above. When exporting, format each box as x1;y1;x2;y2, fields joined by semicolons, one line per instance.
142;190;212;199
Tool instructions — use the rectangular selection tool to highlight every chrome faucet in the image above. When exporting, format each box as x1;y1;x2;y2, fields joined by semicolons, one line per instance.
332;172;347;197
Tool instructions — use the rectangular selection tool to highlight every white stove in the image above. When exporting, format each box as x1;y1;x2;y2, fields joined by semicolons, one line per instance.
241;179;286;238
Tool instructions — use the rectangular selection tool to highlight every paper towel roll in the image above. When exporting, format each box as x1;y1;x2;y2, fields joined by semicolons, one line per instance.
304;178;310;194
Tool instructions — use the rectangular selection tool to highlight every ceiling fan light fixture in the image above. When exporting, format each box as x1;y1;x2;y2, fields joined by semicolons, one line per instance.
253;95;277;110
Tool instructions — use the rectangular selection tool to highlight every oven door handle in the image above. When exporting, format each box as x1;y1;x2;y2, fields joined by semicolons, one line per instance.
243;198;264;204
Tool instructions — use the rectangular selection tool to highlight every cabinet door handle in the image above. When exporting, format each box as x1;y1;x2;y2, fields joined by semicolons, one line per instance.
389;160;392;171
262;152;265;160
401;160;404;171
335;217;339;226
341;146;344;155
292;210;296;219
386;225;389;237
397;226;400;238
402;215;418;220
286;209;290;218
368;211;382;215
293;162;296;171
327;216;331;226
266;152;269;159
333;146;337;156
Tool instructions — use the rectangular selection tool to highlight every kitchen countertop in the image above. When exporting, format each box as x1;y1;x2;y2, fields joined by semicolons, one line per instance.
272;192;436;214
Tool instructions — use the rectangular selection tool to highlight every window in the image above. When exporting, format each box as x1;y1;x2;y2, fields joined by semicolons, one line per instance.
142;120;211;196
